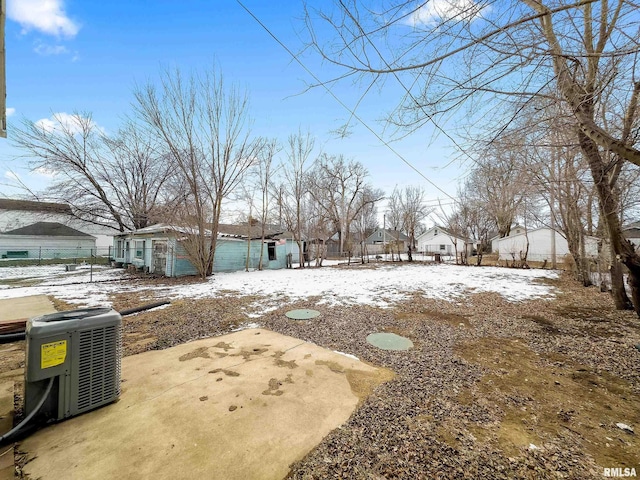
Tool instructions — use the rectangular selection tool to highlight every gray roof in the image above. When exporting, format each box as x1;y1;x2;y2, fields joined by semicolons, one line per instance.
0;198;72;214
3;222;93;237
366;228;409;243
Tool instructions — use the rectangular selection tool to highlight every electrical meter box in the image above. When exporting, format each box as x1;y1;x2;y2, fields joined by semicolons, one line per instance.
24;307;122;421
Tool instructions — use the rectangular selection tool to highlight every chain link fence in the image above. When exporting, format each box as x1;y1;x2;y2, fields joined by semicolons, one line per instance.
0;246;113;267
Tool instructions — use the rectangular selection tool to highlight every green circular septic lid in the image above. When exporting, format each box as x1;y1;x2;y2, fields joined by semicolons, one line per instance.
366;332;413;351
285;309;321;320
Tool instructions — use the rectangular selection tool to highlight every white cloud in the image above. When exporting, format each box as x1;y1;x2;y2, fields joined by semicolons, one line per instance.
34;42;69;56
7;0;80;37
35;112;98;135
33;167;58;178
4;171;20;181
6;108;15;117
405;0;489;26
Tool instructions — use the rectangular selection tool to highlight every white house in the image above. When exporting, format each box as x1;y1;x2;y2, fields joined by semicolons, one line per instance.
496;227;598;263
0;222;96;260
0;199;117;250
416;226;473;256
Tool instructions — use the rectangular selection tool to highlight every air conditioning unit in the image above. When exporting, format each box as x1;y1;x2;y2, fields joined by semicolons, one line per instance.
24;307;122;422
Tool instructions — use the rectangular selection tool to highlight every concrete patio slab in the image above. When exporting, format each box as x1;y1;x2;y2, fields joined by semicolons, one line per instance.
0;296;55;323
19;328;392;480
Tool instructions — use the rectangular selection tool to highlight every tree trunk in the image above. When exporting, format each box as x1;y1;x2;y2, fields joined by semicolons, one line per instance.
579;232;592;287
579;131;638;314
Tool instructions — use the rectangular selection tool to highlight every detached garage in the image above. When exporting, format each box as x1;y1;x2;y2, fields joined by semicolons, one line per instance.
0;222;96;260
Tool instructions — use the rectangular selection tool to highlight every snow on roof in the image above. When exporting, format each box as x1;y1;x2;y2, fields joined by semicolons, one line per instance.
118;223;283;240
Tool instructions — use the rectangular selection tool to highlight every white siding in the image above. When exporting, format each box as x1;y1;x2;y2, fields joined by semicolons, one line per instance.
495;228;599;262
0;235;96;259
416;227;465;254
0;210;116;249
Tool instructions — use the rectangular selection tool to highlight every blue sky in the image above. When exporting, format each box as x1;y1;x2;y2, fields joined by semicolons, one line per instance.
1;0;462;211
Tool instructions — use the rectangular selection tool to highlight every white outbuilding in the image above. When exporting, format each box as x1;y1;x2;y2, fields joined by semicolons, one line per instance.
496;227;598;263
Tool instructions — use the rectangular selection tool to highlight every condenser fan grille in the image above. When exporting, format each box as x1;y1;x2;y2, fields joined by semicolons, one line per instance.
77;325;122;412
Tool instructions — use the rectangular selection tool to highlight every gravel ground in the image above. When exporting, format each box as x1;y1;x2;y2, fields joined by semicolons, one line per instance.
3;265;640;479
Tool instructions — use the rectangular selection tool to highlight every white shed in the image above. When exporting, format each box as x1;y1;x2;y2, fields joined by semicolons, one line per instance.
496;227;598;263
490;225;526;252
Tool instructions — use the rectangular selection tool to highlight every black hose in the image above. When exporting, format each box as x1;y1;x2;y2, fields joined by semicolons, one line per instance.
0;377;54;445
0;332;25;344
119;300;171;317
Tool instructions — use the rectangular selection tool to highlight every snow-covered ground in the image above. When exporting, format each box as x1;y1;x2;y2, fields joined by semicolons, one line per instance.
0;262;559;315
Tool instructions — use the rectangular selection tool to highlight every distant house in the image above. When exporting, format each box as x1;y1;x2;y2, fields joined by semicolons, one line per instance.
0;222;96;260
112;223;300;277
623;221;640;252
365;228;410;254
0;198;117;249
416;226;473;257
496;227;598;263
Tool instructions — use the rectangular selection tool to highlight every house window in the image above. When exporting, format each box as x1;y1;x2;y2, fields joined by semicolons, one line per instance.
439;244;446;251
116;240;124;258
268;242;276;261
135;240;145;259
434;229;438;236
378;231;382;237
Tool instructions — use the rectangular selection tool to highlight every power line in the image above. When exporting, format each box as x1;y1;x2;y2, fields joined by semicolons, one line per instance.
236;1;457;203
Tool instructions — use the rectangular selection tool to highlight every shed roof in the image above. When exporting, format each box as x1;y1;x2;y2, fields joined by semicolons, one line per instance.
119;223;285;241
3;222;93;237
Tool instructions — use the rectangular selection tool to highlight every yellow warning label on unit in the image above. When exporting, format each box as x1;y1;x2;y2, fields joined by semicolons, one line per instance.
41;340;67;369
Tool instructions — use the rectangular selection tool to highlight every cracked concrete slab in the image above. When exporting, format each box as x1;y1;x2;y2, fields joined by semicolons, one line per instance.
19;328;392;480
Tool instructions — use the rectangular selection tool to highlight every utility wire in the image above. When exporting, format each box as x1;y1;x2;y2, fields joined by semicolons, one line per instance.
236;1;457;202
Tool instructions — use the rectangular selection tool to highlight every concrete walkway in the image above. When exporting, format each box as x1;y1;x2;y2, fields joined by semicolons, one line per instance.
20;328;392;480
0;296;55;323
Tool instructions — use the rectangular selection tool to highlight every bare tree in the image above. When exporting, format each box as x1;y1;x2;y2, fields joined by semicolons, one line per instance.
398;185;430;261
465;148;530;240
255;138;280;270
279;131;315;268
134;67;260;278
308;154;384;260
103;121;180;229
13;112;129;231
